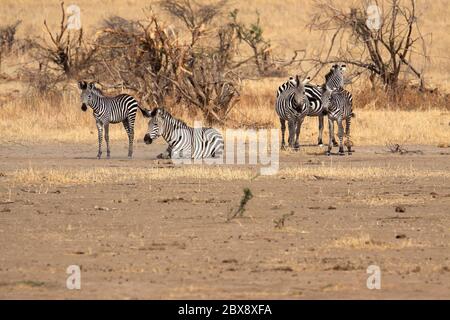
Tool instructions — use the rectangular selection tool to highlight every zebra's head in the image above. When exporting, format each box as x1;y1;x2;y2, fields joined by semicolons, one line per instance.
293;75;311;107
144;108;163;145
325;64;346;90
78;81;100;111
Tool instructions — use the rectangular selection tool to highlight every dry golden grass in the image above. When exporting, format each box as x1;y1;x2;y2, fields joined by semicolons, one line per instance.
7;163;449;185
0;83;449;145
330;233;420;251
1;1;449;145
9;166;257;185
1;0;450;88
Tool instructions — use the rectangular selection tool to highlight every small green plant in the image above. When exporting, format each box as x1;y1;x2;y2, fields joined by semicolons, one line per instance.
227;187;253;221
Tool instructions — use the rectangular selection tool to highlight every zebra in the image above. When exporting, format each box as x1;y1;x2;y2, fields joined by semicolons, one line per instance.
78;81;150;159
324;64;346;90
277;78;337;147
143;108;224;159
321;85;354;155
275;75;311;150
276;64;347;147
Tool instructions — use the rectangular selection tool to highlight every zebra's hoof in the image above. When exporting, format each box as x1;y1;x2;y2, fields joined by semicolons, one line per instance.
97;154;102;159
339;152;345;156
280;145;287;151
326;151;331;156
333;142;339;147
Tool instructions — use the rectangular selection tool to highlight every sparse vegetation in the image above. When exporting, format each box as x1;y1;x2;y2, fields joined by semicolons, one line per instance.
227;187;253;221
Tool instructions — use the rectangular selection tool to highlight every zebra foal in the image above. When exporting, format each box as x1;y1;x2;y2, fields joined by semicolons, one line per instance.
143;108;224;159
78;81;150;159
321;85;354;155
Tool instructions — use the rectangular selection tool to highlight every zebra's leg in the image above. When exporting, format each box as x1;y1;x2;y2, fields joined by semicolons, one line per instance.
327;118;334;156
280;118;287;150
288;119;297;148
337;118;345;155
345;117;353;154
127;127;134;159
104;123;110;159
123;119;134;158
96;121;103;159
318;115;324;146
294;117;304;151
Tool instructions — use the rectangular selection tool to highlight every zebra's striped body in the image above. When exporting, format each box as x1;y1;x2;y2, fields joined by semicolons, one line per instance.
78;81;150;159
275;75;311;150
277;78;336;146
321;86;354;155
144;108;223;159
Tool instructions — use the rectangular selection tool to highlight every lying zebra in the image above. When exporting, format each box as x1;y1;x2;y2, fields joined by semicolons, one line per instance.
143;108;224;159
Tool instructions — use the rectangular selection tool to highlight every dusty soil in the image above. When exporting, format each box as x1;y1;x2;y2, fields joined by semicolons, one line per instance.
0;141;449;299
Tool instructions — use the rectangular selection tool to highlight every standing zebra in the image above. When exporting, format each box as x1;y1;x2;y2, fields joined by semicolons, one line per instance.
78;81;150;159
321;85;354;155
143;108;223;159
276;64;347;147
275;75;311;150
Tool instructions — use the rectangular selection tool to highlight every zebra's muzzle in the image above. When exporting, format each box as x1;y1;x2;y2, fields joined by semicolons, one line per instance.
81;103;87;112
144;134;153;145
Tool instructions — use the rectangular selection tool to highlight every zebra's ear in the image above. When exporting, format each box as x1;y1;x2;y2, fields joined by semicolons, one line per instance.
142;109;152;118
341;64;347;71
302;76;311;85
78;81;87;90
150;108;159;117
88;82;95;90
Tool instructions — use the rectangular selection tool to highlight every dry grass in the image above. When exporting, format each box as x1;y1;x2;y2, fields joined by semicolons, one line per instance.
277;165;450;180
7;163;449;185
1;0;450;87
0;86;449;145
9;166;257;185
330;233;420;251
0;1;450;145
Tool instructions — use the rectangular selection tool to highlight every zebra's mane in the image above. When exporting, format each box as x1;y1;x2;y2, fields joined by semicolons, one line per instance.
158;109;190;129
91;86;104;96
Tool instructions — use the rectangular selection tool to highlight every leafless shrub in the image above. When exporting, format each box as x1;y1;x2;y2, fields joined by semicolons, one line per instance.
386;142;423;154
94;2;241;124
30;2;96;80
228;9;278;76
274;211;294;229
306;0;430;96
0;20;21;53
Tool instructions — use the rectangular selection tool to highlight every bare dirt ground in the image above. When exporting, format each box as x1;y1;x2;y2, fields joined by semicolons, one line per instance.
0;141;449;299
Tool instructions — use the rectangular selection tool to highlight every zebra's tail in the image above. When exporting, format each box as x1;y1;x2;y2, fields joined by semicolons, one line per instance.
138;104;152;118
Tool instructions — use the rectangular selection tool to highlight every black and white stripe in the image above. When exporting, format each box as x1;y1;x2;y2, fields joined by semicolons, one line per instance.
324;64;346;90
78;81;150;159
277;77;336;146
143;108;223;159
275;75;311;150
321;85;354;155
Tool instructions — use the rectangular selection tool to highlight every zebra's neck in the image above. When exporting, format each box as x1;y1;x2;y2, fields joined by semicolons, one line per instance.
160;112;191;143
89;92;105;113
